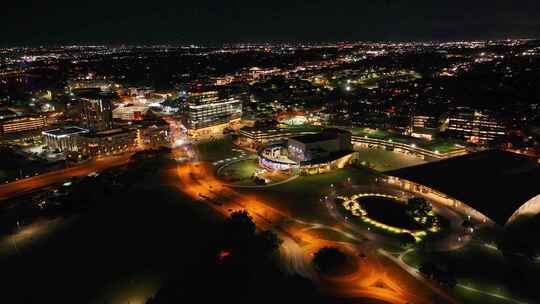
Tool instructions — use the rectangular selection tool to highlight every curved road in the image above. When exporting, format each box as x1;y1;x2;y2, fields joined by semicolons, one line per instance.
165;161;454;304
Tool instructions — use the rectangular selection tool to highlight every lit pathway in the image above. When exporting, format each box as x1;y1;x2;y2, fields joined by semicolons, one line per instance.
380;249;461;304
456;284;528;304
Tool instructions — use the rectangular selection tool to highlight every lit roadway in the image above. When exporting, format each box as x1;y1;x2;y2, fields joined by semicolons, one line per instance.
165;161;455;304
0;152;458;303
0;154;131;200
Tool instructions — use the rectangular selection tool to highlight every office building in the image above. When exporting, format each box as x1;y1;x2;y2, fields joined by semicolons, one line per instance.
77;128;137;157
134;119;171;149
0;115;48;135
42;127;90;152
182;89;242;138
409;115;438;140
444;109;506;143
79;92;113;131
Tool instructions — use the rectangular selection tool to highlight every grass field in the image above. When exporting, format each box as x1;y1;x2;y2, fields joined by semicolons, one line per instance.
355;147;427;172
244;167;373;224
218;159;258;181
416;139;463;154
401;244;539;304
279;124;323;133
0;165;222;304
350;128;463;154
194;136;237;161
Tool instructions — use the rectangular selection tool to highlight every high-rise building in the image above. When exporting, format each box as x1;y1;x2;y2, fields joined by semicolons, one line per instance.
78;92;113;132
181;89;242;138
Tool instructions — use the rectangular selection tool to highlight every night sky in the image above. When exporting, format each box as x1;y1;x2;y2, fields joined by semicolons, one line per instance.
3;0;540;45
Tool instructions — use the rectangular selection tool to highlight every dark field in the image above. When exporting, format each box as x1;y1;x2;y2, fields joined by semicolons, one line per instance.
0;167;221;304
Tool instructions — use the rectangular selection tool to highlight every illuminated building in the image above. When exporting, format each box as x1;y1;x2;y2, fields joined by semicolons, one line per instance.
113;106;150;121
239;127;318;147
134;120;171;149
443;109;506;143
258;128;356;175
0;115;48;135
213;75;235;86
287;128;352;163
408;115;438;140
79;92;113;131
249;67;282;80
42;127;90;152
67;76;116;93
77;128;137;157
181;89;242;138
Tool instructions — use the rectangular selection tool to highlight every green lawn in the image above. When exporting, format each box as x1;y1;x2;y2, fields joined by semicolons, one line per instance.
355;78;380;89
350;127;392;138
453;284;522;304
218;159;258;181
401;249;422;269
401;244;539;304
243;167;373;224
416;139;463;153
194;136;238;161
280;124;323;133
355;147;427;172
349;128;464;154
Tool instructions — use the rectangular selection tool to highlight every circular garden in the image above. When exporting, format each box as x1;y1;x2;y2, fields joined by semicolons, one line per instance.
337;193;444;242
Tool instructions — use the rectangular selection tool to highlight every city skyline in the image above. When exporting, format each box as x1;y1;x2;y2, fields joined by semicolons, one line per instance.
1;5;540;303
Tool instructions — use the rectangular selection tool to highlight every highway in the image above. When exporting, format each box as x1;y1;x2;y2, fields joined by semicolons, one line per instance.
0;154;131;200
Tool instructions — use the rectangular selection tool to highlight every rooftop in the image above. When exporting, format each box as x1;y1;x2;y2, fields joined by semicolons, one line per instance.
387;150;540;225
351;127;463;153
0;109;17;118
290;132;339;144
43;127;89;137
290;128;350;144
81;128;133;138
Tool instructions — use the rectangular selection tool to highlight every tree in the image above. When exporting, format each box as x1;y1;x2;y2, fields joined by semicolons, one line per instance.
254;230;283;255
419;261;437;278
419;261;457;288
461;219;474;228
223;210;256;247
312;247;348;274
407;197;432;214
398;232;417;248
